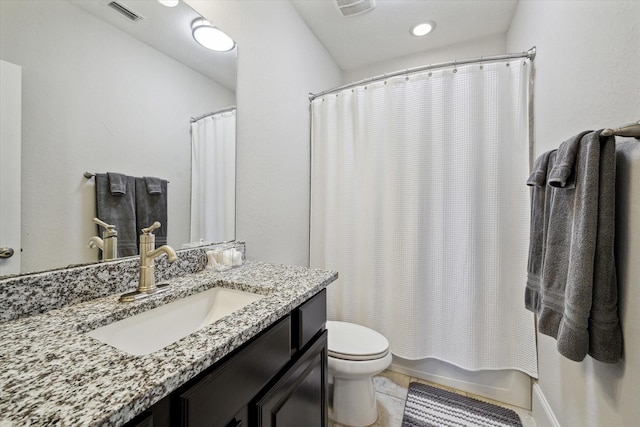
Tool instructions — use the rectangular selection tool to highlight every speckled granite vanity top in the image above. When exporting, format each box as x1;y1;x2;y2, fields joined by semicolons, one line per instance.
0;262;337;426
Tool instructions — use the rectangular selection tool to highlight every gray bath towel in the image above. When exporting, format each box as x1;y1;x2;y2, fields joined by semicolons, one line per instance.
547;131;591;188
586;132;621;362
525;149;556;312
144;176;163;194
525;131;622;363
135;177;168;248
526;149;556;187
107;172;127;195
95;173;138;257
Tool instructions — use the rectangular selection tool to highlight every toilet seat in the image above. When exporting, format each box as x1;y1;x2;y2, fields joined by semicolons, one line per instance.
327;321;389;361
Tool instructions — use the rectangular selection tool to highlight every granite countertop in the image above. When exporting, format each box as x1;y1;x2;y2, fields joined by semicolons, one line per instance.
0;261;337;426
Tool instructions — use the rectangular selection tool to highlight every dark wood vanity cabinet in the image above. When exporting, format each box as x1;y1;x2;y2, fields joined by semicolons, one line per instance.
124;289;327;427
254;330;327;427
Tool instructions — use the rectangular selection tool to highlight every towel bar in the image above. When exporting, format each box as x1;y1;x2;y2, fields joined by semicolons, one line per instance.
601;120;640;139
84;172;170;183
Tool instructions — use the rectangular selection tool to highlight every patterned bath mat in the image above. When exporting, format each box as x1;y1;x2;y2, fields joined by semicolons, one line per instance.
402;382;523;427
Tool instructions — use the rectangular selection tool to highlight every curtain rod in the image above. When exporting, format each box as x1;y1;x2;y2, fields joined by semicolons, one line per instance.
308;46;537;101
190;106;236;123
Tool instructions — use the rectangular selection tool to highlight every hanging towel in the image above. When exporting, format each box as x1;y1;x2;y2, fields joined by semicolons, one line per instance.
135;177;168;248
525;130;622;363
525;149;556;313
144;176;163;194
547;131;591;188
95;173;138;257
526;149;556;186
587;132;621;362
107;172;127;195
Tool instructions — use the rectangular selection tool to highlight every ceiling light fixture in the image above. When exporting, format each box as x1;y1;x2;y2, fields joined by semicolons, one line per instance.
191;18;235;52
411;21;436;37
158;0;179;7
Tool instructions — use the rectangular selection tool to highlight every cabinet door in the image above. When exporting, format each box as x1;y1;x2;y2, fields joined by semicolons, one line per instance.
254;331;328;427
178;316;291;427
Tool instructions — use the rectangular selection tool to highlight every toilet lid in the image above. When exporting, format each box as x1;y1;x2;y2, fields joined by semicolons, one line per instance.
326;321;389;361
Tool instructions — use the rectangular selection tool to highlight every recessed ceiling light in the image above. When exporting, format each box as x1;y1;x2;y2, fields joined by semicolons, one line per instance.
158;0;179;7
411;21;436;37
191;18;236;52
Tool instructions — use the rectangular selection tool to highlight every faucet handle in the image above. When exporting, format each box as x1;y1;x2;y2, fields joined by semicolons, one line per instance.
93;217;116;231
142;221;162;235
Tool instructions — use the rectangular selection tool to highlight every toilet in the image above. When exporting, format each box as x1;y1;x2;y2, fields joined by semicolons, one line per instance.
327;321;393;427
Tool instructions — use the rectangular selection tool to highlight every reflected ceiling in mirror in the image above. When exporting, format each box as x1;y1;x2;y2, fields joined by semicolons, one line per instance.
71;0;236;90
0;0;237;277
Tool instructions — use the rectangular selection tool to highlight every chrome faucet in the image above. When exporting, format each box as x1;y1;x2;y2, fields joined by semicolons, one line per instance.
88;218;118;261
119;221;177;302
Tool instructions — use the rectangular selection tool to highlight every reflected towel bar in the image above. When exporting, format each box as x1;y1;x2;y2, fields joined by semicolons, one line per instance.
84;172;170;183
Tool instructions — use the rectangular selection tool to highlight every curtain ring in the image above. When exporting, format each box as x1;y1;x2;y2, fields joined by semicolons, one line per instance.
453;60;458;73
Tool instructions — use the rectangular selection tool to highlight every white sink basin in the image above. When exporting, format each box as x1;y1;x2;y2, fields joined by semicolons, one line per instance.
87;287;264;355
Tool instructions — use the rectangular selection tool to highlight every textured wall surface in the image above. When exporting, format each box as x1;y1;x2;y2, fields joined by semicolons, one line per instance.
343;33;507;83
507;1;640;426
187;0;342;267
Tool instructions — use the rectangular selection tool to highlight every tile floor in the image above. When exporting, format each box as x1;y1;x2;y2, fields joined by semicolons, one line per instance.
329;370;537;427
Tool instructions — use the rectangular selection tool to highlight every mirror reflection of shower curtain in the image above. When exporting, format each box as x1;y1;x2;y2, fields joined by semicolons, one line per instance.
310;59;538;377
190;109;236;244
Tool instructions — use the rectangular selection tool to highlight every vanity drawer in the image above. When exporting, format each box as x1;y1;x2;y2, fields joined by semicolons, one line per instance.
292;289;326;351
177;316;291;427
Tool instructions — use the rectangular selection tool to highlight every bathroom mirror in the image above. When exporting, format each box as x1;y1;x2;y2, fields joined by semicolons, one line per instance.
0;0;237;277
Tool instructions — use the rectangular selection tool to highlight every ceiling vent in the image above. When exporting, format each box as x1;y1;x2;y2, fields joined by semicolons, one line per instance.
106;1;144;22
334;0;376;18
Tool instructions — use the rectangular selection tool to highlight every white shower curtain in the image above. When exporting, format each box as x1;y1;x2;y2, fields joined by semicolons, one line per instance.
310;59;538;377
190;109;236;244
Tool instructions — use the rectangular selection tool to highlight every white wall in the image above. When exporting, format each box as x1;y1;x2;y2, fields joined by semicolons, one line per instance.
343;33;506;83
0;0;234;273
186;0;342;266
507;1;640;426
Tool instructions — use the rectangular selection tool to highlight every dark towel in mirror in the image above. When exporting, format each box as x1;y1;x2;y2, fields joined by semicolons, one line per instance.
107;172;128;196
144;176;163;194
96;173;138;257
135;177;168;248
